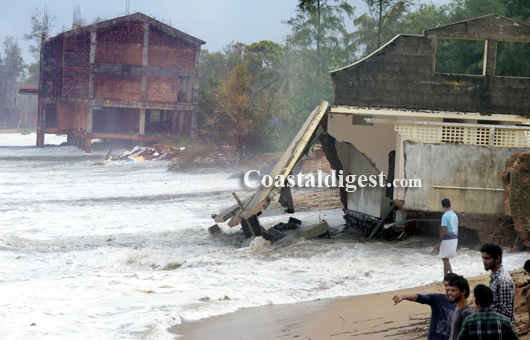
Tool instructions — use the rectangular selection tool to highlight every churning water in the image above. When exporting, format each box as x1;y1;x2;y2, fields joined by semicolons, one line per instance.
0;133;527;339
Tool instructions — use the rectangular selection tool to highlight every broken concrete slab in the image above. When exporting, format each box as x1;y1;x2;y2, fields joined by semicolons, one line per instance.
274;220;330;246
208;224;221;236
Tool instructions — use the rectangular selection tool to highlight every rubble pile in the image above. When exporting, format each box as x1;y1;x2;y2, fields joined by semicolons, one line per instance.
106;145;185;162
260;217;302;243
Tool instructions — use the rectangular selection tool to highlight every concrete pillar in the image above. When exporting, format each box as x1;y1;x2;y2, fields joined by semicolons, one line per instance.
89;32;96;99
141;76;147;102
178;111;185;133
139;107;146;135
142;23;149;67
87;106;93;133
187;77;193;104
171;111;178;131
81;138;86;151
37;107;46;148
141;23;149;103
184;112;191;135
37;132;45;148
84;138;91;153
190;110;197;139
193;43;201;105
67;135;72;145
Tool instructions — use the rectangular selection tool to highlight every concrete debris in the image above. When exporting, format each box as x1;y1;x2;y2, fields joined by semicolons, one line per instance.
208;224;222;236
275;220;330;246
252;218;329;245
257;219;302;243
271;217;302;232
107;144;183;161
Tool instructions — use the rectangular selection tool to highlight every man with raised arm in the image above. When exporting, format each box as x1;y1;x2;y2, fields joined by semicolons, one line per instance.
446;275;474;340
393;273;457;340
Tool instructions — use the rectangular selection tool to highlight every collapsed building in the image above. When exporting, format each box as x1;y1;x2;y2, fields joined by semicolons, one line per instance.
37;13;205;152
214;14;530;247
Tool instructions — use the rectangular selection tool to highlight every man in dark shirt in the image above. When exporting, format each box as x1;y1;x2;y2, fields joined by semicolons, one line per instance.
446;275;474;340
457;284;518;340
393;273;457;340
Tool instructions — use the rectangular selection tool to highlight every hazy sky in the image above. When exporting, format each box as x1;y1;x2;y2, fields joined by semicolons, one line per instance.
0;0;453;64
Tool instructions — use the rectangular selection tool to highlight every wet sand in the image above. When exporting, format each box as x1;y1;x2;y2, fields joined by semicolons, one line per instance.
173;270;530;340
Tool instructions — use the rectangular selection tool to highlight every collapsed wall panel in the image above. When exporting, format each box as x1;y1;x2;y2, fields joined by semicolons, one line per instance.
335;142;389;218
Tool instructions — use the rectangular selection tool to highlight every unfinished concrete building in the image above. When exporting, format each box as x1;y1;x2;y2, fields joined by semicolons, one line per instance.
37;13;205;152
215;14;530;247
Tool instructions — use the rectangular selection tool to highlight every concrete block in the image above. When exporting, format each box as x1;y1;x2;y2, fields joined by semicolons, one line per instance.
208;224;222;236
288;217;302;226
275;220;330;245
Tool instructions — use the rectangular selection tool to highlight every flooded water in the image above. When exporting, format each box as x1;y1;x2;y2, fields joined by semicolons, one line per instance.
0;133;527;340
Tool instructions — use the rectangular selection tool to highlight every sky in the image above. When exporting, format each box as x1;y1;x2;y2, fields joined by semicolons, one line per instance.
0;0;453;65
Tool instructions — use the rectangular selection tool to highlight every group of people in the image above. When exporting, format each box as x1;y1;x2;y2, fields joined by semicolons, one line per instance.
392;199;526;339
394;243;521;339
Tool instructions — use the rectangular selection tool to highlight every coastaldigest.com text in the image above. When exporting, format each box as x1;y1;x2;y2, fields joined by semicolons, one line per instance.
243;170;422;193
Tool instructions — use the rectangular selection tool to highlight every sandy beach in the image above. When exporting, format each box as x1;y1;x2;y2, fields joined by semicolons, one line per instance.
174;269;530;340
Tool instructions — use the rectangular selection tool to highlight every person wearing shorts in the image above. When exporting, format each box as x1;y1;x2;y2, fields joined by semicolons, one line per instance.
436;198;458;277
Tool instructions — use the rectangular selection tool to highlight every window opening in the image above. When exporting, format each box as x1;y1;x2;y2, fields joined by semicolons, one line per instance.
435;38;485;75
495;41;530;78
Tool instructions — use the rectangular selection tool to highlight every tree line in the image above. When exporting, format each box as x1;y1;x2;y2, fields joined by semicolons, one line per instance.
1;0;528;160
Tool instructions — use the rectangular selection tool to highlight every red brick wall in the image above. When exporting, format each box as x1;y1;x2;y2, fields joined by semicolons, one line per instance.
146;77;178;102
55;102;75;131
148;27;196;69
95;21;144;65
64;33;90;63
94;74;142;101
62;67;89;98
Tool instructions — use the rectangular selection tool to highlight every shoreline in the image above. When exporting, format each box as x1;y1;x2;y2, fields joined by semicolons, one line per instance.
172;269;530;340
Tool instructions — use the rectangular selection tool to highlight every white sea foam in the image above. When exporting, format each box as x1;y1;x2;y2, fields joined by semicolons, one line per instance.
0;133;527;339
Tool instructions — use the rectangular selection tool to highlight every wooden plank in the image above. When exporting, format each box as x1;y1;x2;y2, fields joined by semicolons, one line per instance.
227;101;329;227
214;195;253;223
